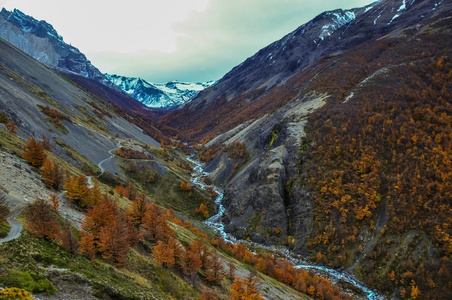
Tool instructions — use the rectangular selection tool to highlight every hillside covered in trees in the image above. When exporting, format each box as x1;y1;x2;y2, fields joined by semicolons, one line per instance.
0;0;451;299
156;1;452;299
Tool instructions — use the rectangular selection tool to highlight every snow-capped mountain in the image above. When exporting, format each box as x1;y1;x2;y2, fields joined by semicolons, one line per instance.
0;8;107;83
105;74;216;109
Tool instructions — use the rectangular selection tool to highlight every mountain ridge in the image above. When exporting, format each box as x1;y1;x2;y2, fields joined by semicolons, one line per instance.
105;73;216;109
0;8;107;84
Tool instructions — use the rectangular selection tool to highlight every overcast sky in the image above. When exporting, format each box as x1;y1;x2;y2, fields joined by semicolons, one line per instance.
1;0;372;83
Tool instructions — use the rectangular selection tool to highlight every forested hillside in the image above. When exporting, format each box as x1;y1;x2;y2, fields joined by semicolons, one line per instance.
157;1;452;299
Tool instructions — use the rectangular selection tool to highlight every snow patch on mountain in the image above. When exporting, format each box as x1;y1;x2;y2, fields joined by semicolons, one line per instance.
318;10;356;40
0;8;106;82
105;74;216;109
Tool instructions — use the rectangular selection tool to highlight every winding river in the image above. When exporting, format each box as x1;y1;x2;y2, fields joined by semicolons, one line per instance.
187;155;383;300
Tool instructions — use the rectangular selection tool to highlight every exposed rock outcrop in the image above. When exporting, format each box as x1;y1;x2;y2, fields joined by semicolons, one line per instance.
206;94;326;246
0;8;106;83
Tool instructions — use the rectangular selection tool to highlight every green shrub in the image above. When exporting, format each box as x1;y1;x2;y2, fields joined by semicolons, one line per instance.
0;222;10;238
0;270;56;296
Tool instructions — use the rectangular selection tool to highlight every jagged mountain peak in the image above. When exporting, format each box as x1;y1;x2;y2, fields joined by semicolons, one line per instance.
0;8;63;42
0;7;105;82
105;73;216;109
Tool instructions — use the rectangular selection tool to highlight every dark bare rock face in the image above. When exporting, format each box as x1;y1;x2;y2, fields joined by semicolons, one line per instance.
205;94;326;245
0;8;106;83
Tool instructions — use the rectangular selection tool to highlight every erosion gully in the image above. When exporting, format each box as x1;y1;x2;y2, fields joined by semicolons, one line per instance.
187;155;383;300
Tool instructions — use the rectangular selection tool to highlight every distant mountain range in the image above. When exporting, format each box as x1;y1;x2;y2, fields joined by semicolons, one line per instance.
105;74;216;109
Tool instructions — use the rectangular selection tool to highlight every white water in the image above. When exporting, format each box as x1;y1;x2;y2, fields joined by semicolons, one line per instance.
187;155;383;300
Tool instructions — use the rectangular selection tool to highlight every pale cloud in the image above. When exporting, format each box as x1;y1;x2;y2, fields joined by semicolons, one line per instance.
1;0;372;82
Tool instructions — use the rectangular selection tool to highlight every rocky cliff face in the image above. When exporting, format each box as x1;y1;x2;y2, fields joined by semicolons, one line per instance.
0;8;106;83
193;0;452;251
182;6;368;111
205;94;326;245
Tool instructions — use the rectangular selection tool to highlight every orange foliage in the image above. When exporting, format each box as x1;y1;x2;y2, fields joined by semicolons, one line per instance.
23;137;47;168
230;277;263;300
64;175;95;207
40;159;64;190
204;254;225;282
25;197;60;242
152;239;176;269
6;121;16;134
127;191;150;228
80;195;131;266
116;147;152;160
142;203;174;243
180;181;191;191
199;290;219;300
303;34;452;297
195;203;210;219
38;105;71;122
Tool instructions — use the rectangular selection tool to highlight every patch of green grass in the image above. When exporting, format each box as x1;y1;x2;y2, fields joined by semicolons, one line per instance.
30;88;58;107
0;232;189;299
0;270;56;296
42;118;69;134
73;104;107;133
126;250;198;299
0;221;11;238
120;159;213;220
0;129;26;157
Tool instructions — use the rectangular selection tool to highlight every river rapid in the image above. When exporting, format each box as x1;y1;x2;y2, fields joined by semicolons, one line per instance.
187;155;383;300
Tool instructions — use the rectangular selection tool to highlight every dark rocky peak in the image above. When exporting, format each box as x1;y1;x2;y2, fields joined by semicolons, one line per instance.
184;4;375;110
183;0;447;112
0;8;105;83
223;6;365;79
326;0;450;54
0;8;63;42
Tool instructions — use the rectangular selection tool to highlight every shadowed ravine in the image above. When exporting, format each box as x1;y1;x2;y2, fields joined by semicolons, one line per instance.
187;155;383;300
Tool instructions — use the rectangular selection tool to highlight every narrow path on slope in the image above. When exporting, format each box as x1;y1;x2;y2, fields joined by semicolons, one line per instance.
98;146;121;176
0;203;26;245
0;144;120;245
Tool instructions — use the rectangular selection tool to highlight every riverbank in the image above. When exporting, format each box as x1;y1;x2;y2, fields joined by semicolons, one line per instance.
188;154;383;300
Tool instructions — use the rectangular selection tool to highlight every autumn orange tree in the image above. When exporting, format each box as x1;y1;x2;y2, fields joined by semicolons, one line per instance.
195;203;209;219
6;121;16;134
97;213;131;266
230;277;263;300
23;137;47;168
199;290;219;300
80;195;131;266
182;241;203;284
180;181;191;191
204;254;225;283
25;197;61;242
40;159;64;190
60;222;79;254
152;238;176;269
127;191;150;228
64;175;98;207
141;203;174;243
